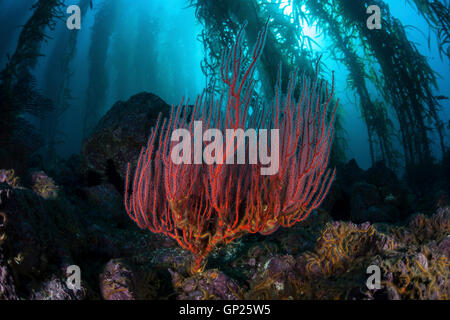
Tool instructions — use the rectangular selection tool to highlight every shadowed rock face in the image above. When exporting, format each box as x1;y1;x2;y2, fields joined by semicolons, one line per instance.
0;248;18;300
324;159;412;223
81;92;170;187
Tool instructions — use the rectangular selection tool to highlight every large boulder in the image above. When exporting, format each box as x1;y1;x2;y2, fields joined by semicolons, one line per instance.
326;160;412;223
81;92;171;185
100;259;137;300
170;268;242;300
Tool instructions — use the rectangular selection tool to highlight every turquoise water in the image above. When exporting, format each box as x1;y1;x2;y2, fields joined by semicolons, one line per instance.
0;0;448;169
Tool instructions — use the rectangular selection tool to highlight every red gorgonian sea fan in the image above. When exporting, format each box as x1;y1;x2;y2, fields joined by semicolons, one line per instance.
125;22;337;273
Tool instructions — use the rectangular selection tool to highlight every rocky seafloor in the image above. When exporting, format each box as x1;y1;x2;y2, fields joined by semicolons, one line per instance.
0;92;449;300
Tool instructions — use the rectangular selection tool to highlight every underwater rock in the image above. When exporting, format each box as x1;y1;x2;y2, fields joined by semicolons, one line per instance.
365;161;399;191
350;182;384;223
0;183;12;208
372;248;449;300
402;208;450;245
31;171;59;200
324;159;367;220
248;254;298;298
0;248;18;300
100;259;136;300
150;248;192;275
81;92;170;184
170;268;241;300
0;166;446;300
31;275;87;300
321;182;344;217
365;161;411;219
0;180;84;300
30;154;82;188
3;188;54;278
295;221;395;280
327;160;412;223
438;236;450;259
266;255;296;279
228;243;276;283
82;183;124;221
349;208;450;300
269;210;329;254
0;178;89;298
349;182;402;223
337;159;366;194
0;169;20;188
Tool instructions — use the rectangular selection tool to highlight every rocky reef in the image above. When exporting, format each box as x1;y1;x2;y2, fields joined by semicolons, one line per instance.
0;92;448;300
81;92;170;185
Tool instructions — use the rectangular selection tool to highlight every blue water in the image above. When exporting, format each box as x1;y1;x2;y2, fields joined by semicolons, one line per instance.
0;0;448;169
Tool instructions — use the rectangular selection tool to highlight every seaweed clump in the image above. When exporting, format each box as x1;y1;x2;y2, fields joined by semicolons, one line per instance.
0;1;63;172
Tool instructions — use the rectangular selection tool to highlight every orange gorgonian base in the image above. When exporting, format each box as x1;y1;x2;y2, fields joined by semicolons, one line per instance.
125;22;337;274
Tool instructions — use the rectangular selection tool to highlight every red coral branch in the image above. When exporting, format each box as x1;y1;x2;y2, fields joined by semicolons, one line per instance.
125;22;337;273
